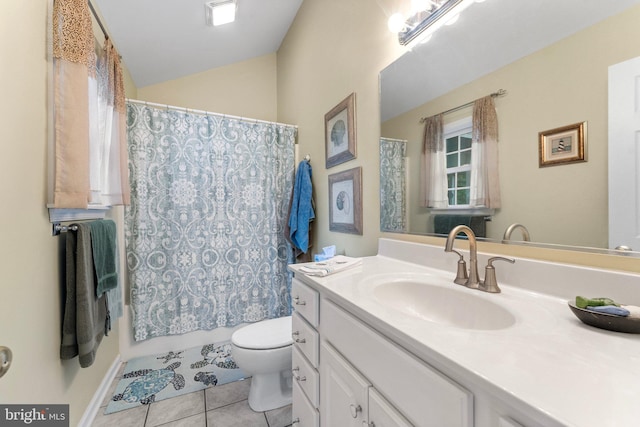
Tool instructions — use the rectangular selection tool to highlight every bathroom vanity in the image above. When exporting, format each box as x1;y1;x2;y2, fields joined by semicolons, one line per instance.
288;238;640;427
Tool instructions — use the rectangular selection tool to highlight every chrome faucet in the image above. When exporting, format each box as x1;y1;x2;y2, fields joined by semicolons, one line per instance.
445;225;515;293
444;225;481;289
503;223;531;242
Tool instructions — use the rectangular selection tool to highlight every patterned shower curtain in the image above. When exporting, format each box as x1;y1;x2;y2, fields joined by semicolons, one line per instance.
125;102;296;341
380;138;407;232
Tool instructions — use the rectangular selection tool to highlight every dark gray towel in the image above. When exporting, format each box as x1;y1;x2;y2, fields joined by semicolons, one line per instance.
90;220;118;296
60;223;107;368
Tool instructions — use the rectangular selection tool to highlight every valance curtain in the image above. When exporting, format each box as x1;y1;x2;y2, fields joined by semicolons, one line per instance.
125;103;296;341
470;95;501;208
52;0;129;208
419;114;448;208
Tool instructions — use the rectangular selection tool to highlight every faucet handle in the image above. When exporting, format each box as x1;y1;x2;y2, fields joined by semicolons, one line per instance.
448;249;469;286
482;256;515;293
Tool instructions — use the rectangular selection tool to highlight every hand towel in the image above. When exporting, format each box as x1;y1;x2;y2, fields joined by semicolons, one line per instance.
60;223;107;368
575;296;619;309
288;160;315;253
90;220;118;296
586;305;630;317
299;255;362;277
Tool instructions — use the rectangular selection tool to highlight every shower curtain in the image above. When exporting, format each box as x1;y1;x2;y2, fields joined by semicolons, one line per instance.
125;102;296;341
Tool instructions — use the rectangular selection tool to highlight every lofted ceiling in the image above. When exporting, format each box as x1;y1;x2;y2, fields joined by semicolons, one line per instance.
380;0;640;121
91;0;304;88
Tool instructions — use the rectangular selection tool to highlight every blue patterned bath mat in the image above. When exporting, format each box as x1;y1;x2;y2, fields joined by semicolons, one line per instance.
105;341;246;414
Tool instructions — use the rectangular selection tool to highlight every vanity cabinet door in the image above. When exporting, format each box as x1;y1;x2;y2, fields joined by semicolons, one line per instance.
369;388;413;427
321;341;371;427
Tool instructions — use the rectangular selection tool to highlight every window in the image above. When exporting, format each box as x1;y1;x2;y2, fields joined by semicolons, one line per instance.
444;119;472;207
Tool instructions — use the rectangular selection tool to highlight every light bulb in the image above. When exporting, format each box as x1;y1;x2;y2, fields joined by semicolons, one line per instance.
388;13;406;33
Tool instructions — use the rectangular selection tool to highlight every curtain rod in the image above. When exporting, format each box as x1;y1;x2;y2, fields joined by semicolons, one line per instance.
419;89;507;124
88;1;109;40
126;98;298;129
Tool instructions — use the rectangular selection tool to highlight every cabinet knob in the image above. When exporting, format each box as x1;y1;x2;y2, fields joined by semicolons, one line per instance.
292;366;306;381
293;296;306;306
350;404;362;418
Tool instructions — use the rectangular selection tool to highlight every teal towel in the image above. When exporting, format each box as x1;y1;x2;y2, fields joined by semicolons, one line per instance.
90;220;118;296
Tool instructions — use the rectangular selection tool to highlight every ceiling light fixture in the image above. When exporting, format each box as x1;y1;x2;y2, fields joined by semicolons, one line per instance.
205;0;237;27
389;0;481;46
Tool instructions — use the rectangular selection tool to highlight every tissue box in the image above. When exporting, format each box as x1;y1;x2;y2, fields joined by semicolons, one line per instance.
314;245;336;262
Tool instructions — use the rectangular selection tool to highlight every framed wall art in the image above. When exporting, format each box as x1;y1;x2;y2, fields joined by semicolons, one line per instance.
328;166;362;235
325;93;356;168
538;121;587;167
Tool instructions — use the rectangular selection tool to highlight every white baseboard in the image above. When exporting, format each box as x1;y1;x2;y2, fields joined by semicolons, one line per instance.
78;354;122;427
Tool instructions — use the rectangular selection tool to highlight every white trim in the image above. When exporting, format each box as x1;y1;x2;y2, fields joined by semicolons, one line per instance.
78;354;122;427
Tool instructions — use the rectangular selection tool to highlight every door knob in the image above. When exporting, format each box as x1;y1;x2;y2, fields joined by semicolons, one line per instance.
0;346;12;378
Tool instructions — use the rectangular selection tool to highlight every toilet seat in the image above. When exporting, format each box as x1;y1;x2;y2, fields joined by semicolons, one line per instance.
232;316;292;350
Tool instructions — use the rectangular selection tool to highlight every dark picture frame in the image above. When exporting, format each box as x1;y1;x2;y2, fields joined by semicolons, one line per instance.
328;167;362;235
325;93;357;168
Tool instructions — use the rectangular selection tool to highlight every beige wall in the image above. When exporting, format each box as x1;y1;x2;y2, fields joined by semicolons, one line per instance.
277;0;406;257
382;6;640;249
137;53;278;122
0;1;120;425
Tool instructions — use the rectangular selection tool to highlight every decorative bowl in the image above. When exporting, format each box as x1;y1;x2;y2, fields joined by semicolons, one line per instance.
568;302;640;334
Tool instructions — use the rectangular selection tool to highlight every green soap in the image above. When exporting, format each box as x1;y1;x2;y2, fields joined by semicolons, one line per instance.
575;296;619;309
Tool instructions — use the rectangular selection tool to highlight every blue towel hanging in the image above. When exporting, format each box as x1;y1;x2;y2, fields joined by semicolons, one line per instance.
289;160;315;253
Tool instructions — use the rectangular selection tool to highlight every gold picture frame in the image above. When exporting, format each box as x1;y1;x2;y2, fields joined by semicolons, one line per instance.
325;93;356;168
538;121;586;167
328;167;362;235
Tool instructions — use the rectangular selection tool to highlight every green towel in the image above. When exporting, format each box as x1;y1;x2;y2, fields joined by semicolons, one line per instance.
575;296;619;309
90;220;118;296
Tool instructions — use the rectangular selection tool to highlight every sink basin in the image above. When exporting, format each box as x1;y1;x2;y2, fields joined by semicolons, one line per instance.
372;279;516;330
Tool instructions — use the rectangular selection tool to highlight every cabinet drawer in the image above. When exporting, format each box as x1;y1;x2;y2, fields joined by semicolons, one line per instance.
293;346;320;408
293;380;319;427
292;311;319;367
292;278;319;327
321;299;473;427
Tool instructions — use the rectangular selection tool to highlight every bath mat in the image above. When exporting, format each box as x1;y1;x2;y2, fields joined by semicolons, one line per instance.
104;341;246;414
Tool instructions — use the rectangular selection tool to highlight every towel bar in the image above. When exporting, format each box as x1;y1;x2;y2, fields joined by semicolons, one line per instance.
52;223;79;236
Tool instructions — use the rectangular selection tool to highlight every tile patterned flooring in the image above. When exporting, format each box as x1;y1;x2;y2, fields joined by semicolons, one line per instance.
92;363;292;427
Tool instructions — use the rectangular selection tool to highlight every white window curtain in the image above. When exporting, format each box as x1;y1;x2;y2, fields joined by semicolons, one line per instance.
52;0;129;208
89;39;129;206
470;95;501;208
419;114;448;208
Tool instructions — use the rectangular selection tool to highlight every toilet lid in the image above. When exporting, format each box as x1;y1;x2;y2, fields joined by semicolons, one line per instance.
232;316;293;350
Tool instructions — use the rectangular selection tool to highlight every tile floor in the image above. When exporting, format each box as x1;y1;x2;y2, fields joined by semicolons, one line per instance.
92;363;292;427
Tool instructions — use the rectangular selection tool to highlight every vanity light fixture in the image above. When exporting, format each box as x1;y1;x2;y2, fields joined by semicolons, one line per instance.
389;0;484;46
205;0;237;27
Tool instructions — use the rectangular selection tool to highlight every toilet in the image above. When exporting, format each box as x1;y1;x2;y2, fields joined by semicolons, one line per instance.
231;315;293;412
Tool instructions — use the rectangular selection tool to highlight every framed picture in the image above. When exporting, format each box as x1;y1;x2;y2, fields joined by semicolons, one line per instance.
325;93;356;168
538;121;587;167
328;167;362;235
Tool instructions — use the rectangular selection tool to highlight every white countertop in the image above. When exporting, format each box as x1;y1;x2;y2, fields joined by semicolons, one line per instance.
290;240;640;427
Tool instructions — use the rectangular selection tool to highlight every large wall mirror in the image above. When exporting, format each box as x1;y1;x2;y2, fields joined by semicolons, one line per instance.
380;0;640;255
